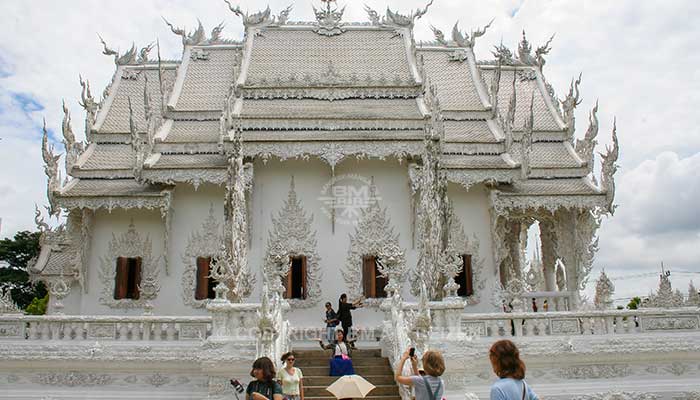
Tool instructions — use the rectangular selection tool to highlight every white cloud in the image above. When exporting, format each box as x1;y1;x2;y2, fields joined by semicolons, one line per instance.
0;0;698;297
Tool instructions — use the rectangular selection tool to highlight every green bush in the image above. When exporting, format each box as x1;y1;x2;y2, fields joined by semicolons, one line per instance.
25;294;48;315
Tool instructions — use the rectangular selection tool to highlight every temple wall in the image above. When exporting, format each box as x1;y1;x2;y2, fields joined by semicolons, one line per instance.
60;160;499;319
248;157;413;330
447;182;500;313
79;209;167;315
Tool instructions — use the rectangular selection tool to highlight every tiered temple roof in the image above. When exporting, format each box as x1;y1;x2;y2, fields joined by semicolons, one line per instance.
41;0;618;238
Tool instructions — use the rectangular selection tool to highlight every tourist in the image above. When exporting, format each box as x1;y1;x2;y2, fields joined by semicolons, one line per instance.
318;329;355;376
395;348;445;400
323;302;339;344
337;293;363;346
247;357;284;400
542;300;549;312
277;352;304;400
488;340;539;400
531;298;538;312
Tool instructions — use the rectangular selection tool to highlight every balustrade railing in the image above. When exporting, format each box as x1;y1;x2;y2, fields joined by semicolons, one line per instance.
459;307;700;338
521;291;572;312
0;315;212;342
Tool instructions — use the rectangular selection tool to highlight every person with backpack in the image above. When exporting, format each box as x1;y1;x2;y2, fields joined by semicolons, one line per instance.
395;348;445;400
488;340;539;400
247;357;284;400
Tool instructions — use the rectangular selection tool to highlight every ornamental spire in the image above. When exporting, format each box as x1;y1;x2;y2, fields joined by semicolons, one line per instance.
312;0;346;36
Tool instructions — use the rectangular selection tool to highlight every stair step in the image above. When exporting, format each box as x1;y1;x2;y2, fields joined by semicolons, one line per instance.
303;375;396;387
300;365;393;376
296;357;390;367
305;396;401;400
293;348;383;358
305;385;399;397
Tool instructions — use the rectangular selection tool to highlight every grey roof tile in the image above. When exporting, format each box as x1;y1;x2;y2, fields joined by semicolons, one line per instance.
246;29;414;86
418;50;486;111
151;154;228;169
480;68;560;132
241;98;422;119
510;142;581;169
500;178;598;195
80;144;134;170
175;47;241;111
165;120;220;143
99;68;177;134
443;120;498;143
61;179;166;197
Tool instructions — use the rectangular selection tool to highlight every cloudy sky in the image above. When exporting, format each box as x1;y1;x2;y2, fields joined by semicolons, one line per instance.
0;0;698;301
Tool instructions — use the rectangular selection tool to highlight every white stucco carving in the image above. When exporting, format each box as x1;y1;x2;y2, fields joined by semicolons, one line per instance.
99;222;161;309
263;177;323;308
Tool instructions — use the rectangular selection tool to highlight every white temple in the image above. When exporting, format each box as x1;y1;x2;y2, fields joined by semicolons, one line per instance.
1;2;699;399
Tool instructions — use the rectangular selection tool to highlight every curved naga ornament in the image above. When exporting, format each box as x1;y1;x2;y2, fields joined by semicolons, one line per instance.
41;120;61;217
264;177;323;308
575;101;599;174
342;182;406;305
61;100;84;175
181;205;223;308
99;221;161;309
600;119;619;215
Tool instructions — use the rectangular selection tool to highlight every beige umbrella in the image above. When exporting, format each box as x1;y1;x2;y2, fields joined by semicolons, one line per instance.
326;375;376;399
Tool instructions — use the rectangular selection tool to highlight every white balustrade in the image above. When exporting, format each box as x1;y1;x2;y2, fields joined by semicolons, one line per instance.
459;307;700;338
521;291;572;312
0;315;212;342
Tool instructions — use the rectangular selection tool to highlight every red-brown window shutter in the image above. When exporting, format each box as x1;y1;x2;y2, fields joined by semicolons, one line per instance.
301;256;308;300
284;256;293;299
362;256;377;298
465;255;474;296
456;254;474;297
114;257;128;300
195;257;211;300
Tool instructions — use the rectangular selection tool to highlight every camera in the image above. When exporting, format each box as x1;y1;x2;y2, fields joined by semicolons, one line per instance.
230;379;245;393
409;347;415;357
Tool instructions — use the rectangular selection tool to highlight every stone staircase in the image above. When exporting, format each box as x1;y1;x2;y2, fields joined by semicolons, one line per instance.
293;348;401;400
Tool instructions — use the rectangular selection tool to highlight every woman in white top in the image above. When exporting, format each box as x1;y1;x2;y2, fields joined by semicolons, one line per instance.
318;329;355;376
277;352;304;400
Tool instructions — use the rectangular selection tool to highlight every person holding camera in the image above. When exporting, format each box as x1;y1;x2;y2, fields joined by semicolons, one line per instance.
277;352;304;400
246;357;284;400
395;348;445;400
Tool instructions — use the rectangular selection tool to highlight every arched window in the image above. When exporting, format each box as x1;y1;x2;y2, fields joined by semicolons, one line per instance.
195;257;217;300
284;255;308;300
456;254;474;297
114;256;142;300
362;255;387;298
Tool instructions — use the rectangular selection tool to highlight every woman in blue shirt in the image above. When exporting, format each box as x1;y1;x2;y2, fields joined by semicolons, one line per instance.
488;340;539;400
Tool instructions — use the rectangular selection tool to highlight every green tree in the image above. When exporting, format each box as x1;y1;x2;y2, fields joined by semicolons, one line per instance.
0;231;47;310
627;296;641;310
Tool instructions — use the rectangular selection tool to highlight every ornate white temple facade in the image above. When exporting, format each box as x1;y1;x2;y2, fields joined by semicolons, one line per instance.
1;2;699;399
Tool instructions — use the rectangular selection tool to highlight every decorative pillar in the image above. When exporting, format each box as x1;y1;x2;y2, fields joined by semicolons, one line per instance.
539;219;558;292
